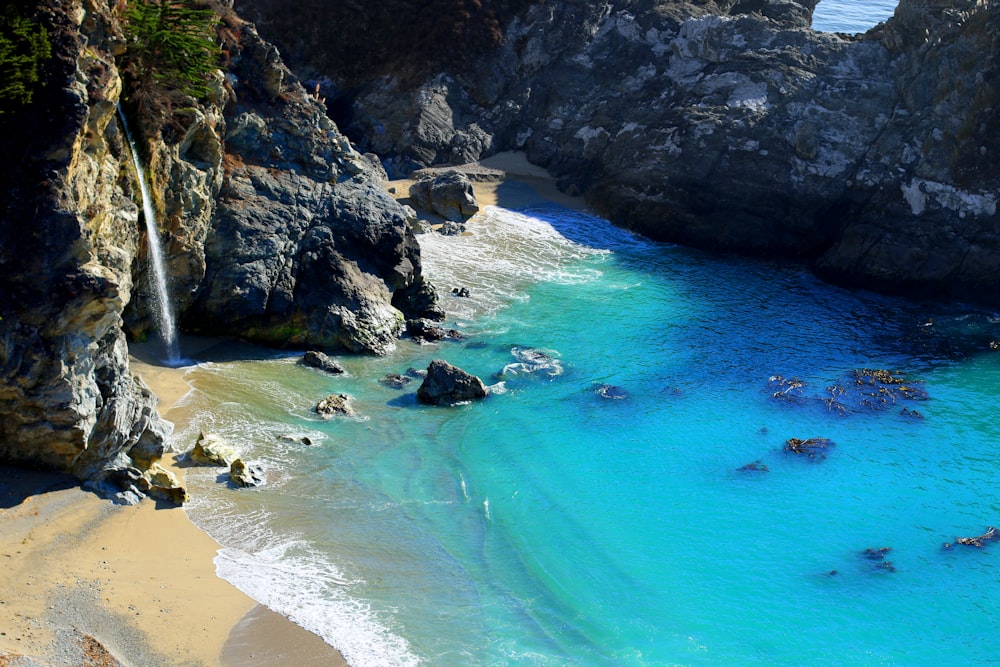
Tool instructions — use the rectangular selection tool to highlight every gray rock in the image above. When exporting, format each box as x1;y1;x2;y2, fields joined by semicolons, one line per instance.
301;350;346;374
325;0;1000;306
408;170;480;222
315;393;355;417
417;359;488;405
230;458;265;487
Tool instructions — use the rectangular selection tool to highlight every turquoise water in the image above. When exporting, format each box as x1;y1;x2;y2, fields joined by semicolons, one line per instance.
176;204;1000;666
812;0;897;33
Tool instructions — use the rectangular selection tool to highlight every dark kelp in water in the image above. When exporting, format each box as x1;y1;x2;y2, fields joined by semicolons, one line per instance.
943;526;1000;549
783;437;835;460
769;369;928;416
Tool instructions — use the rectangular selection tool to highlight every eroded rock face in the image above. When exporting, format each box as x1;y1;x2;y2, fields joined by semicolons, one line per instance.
0;0;442;493
0;1;168;498
146;19;436;354
287;0;999;305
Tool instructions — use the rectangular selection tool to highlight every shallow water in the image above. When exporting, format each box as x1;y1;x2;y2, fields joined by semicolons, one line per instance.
812;0;897;33
177;204;1000;666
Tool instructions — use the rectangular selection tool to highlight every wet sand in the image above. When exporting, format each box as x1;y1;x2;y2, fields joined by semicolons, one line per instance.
0;340;348;666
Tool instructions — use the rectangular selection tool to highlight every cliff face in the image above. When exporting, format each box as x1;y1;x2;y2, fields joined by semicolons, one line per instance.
0;0;434;494
0;0;168;497
253;0;998;304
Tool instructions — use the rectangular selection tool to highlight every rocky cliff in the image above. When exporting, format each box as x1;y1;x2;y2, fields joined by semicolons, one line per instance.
244;0;998;304
0;0;435;496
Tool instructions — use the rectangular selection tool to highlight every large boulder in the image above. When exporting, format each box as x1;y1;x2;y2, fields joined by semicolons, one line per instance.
417;359;488;405
188;432;239;467
408;170;480;221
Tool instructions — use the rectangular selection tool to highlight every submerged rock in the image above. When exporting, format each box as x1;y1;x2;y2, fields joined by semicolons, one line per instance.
737;460;769;473
417;360;488;405
315;393;355;417
301;351;346;375
230;459;265;488
594;384;629;400
860;546;896;573
380;373;412;389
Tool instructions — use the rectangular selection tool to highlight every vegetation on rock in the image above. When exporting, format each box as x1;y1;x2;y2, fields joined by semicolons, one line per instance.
121;0;220;119
0;4;52;115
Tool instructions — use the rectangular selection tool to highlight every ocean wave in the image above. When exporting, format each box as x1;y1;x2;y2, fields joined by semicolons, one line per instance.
215;541;421;667
418;206;613;321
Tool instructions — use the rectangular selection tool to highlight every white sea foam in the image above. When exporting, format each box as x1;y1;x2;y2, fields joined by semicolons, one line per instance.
215;542;421;667
418;206;610;322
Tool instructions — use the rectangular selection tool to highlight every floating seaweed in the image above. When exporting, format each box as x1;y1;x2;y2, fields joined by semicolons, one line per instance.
943;526;1000;549
774;368;929;416
768;375;807;402
783;437;834;460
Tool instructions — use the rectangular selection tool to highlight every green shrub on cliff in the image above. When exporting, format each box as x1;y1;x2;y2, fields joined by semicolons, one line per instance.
0;5;52;115
123;0;220;99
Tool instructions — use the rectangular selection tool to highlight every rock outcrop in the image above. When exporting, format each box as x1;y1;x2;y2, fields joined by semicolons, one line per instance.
0;0;439;493
254;0;999;306
0;1;170;499
417;359;489;405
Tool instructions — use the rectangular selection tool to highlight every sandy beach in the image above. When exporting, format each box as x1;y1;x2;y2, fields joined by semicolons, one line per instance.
0;341;349;666
0;151;575;667
387;150;588;213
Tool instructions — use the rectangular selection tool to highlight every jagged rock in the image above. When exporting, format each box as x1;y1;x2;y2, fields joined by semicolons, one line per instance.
315;393;355;417
230;458;264;487
417;359;488;405
295;0;1000;307
188;432;239;467
137;463;189;505
300;350;346;375
408;170;480;222
406;318;461;343
0;0;168;493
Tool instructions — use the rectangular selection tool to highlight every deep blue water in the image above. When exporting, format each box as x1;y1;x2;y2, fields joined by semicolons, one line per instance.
175;203;1000;666
812;0;897;33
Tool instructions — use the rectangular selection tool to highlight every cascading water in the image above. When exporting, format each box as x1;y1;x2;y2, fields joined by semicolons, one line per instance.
117;105;182;365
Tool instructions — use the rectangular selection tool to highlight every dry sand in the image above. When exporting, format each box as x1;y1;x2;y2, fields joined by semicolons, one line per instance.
387;150;589;214
0;341;348;666
0;151;572;667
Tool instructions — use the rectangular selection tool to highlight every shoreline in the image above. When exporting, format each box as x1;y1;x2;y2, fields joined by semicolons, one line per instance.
0;151;571;667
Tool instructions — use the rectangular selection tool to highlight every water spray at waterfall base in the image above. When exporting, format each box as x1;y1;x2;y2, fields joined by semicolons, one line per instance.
118;105;184;366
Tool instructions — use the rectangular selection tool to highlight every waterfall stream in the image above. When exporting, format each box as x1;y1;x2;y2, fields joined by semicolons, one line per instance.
117;105;182;365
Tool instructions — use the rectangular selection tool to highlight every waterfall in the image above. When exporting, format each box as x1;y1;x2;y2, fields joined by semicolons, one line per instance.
117;105;182;365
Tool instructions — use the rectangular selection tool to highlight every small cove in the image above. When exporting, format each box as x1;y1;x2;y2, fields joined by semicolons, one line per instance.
174;202;1000;666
